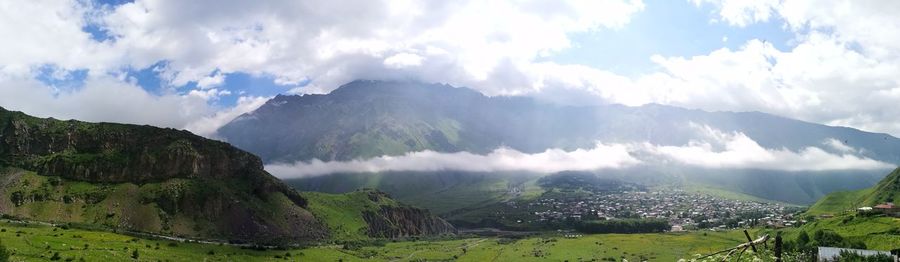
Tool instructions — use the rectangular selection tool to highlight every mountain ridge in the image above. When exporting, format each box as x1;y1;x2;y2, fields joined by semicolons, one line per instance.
0;106;455;245
220;80;900;164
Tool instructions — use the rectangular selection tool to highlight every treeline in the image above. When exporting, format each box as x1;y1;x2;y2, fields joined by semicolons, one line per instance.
573;218;670;234
782;229;867;253
451;218;670;234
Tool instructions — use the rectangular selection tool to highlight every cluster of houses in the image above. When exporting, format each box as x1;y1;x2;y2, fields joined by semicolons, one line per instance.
522;189;798;231
856;202;900;217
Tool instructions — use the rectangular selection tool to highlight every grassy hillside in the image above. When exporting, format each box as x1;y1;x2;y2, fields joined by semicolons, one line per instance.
0;220;758;261
300;190;401;241
798;214;900;251
858;168;900;206
0;167;325;244
288;172;544;215
806;167;900;215
806;189;872;216
0;107;456;245
796;168;900;251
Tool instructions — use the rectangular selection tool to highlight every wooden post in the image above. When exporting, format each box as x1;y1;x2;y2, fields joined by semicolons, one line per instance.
775;231;783;262
743;230;758;253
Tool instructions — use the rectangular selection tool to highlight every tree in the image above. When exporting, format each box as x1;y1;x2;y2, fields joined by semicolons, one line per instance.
796;231;810;248
0;240;9;262
838;250;893;262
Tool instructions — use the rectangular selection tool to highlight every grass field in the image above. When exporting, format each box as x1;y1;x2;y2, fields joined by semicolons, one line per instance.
0;220;761;261
804;189;871;216
300;190;402;241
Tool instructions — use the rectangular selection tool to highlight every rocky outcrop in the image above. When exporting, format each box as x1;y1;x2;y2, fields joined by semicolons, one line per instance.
0;107;328;245
362;205;457;238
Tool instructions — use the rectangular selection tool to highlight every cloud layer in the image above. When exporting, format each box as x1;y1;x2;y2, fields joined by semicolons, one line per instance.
266;143;640;178
266;126;894;178
4;0;900;139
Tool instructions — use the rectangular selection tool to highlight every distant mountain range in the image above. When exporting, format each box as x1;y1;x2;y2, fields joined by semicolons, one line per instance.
220;80;900;164
219;80;899;207
0;107;454;245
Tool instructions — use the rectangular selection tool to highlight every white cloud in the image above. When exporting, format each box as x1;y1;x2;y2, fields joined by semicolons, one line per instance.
93;0;645;90
0;74;258;138
690;0;780;27
197;72;226;89
823;138;855;153
265;125;893;178
634;0;900;136
0;0;647;137
4;0;900;140
184;95;268;138
644;125;892;171
383;53;424;68
266;143;641;178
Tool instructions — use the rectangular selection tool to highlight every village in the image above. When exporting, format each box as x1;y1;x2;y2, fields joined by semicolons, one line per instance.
507;189;803;231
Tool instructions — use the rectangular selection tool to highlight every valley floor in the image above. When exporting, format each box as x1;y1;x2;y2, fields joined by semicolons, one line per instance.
0;220;758;261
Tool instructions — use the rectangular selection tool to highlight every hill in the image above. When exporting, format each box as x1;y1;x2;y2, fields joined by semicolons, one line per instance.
0;107;454;245
808;167;900;215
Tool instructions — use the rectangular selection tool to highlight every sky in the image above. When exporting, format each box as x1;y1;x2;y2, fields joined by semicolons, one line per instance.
2;0;900;141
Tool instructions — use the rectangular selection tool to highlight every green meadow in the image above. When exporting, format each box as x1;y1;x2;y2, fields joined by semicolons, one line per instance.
0;220;760;261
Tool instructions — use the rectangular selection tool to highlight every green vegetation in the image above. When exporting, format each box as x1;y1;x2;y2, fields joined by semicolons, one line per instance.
794;214;900;251
300;190;399;241
806;189;872;215
0;239;9;262
0;220;758;261
289;172;545;215
807;168;900;216
575;219;670;234
837;250;894;262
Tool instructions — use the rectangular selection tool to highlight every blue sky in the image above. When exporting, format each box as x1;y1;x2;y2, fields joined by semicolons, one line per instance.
53;0;794;107
549;0;792;76
8;0;900;138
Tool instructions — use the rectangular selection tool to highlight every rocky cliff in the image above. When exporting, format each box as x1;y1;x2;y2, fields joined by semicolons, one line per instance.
301;189;456;240
0;107;327;244
363;205;457;238
0;107;455;244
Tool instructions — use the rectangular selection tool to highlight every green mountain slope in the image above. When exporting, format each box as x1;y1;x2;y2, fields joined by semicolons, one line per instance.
221;80;900;165
301;189;455;241
222;80;898;206
288;171;544;215
807;167;900;215
0;107;454;244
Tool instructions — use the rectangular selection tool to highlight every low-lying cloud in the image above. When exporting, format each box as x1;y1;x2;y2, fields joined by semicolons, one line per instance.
644;126;893;171
266;143;640;178
265;126;896;179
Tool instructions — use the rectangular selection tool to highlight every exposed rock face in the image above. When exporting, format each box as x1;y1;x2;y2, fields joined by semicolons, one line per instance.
0;107;328;245
363;205;457;238
1;108;264;184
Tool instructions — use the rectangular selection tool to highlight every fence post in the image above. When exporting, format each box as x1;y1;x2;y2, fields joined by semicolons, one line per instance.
775;231;783;262
743;230;757;253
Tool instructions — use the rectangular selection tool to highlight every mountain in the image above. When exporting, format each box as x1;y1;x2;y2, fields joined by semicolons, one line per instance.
0;107;454;245
220;80;900;164
218;80;900;205
808;167;900;215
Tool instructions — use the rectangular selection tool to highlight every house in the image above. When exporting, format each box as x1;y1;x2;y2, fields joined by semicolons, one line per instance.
873;203;900;217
